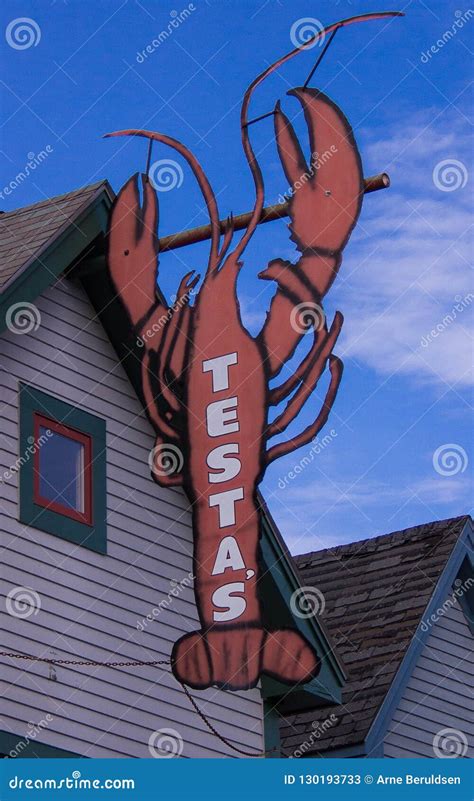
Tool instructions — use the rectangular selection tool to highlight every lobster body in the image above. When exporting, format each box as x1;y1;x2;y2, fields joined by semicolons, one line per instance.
185;260;266;633
170;259;320;689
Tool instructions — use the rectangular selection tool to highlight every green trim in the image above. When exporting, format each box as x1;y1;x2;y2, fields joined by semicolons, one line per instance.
259;513;345;711
0;730;83;759
263;700;281;758
19;383;107;554
0;189;112;334
454;555;474;634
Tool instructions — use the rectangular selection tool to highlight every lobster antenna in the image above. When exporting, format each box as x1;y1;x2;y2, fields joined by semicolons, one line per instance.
144;139;153;182
104;129;221;275
235;11;404;259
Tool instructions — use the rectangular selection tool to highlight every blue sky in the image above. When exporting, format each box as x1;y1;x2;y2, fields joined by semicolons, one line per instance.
1;0;472;553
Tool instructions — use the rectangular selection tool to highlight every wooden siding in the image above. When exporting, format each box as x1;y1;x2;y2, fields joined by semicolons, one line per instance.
384;598;473;758
0;276;263;758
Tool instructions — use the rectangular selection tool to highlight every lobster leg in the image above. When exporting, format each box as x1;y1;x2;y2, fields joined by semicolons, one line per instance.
270;324;326;406
266;356;343;464
156;271;200;414
266;312;343;438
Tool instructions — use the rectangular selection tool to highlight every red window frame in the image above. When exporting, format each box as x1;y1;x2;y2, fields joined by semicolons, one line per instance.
33;413;93;525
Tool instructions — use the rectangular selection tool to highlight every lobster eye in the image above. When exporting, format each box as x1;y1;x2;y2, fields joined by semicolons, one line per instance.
124;249;129;256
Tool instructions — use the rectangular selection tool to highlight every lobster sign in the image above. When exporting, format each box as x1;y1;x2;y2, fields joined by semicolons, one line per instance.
106;12;401;691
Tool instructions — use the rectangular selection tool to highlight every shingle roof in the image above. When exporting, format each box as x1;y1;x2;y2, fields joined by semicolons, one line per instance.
280;515;469;757
0;181;111;291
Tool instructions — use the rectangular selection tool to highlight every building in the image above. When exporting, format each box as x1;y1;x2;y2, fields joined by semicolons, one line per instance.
281;516;473;759
1;183;472;760
0;182;344;759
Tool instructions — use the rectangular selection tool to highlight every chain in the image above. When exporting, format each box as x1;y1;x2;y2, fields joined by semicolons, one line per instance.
180;682;270;758
0;651;168;668
1;650;275;758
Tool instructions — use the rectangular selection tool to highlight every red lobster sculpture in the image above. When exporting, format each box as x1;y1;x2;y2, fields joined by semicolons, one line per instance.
106;13;402;691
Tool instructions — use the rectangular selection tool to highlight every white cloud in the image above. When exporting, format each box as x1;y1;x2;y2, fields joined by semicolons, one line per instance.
267;473;471;554
336;111;473;388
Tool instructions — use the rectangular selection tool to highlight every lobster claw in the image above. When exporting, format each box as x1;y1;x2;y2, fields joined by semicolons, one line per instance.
274;87;363;295
107;173;162;326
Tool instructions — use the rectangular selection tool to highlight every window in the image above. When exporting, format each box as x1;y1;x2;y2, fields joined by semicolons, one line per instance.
33;414;92;525
19;384;106;553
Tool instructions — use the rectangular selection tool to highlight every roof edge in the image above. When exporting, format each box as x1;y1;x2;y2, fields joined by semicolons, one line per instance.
296;514;471;566
0;180;114;296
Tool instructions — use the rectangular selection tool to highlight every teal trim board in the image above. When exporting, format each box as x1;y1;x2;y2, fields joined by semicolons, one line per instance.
19;383;107;554
0;730;82;759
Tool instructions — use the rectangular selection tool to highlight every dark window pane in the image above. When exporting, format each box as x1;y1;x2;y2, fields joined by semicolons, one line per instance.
38;425;85;512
